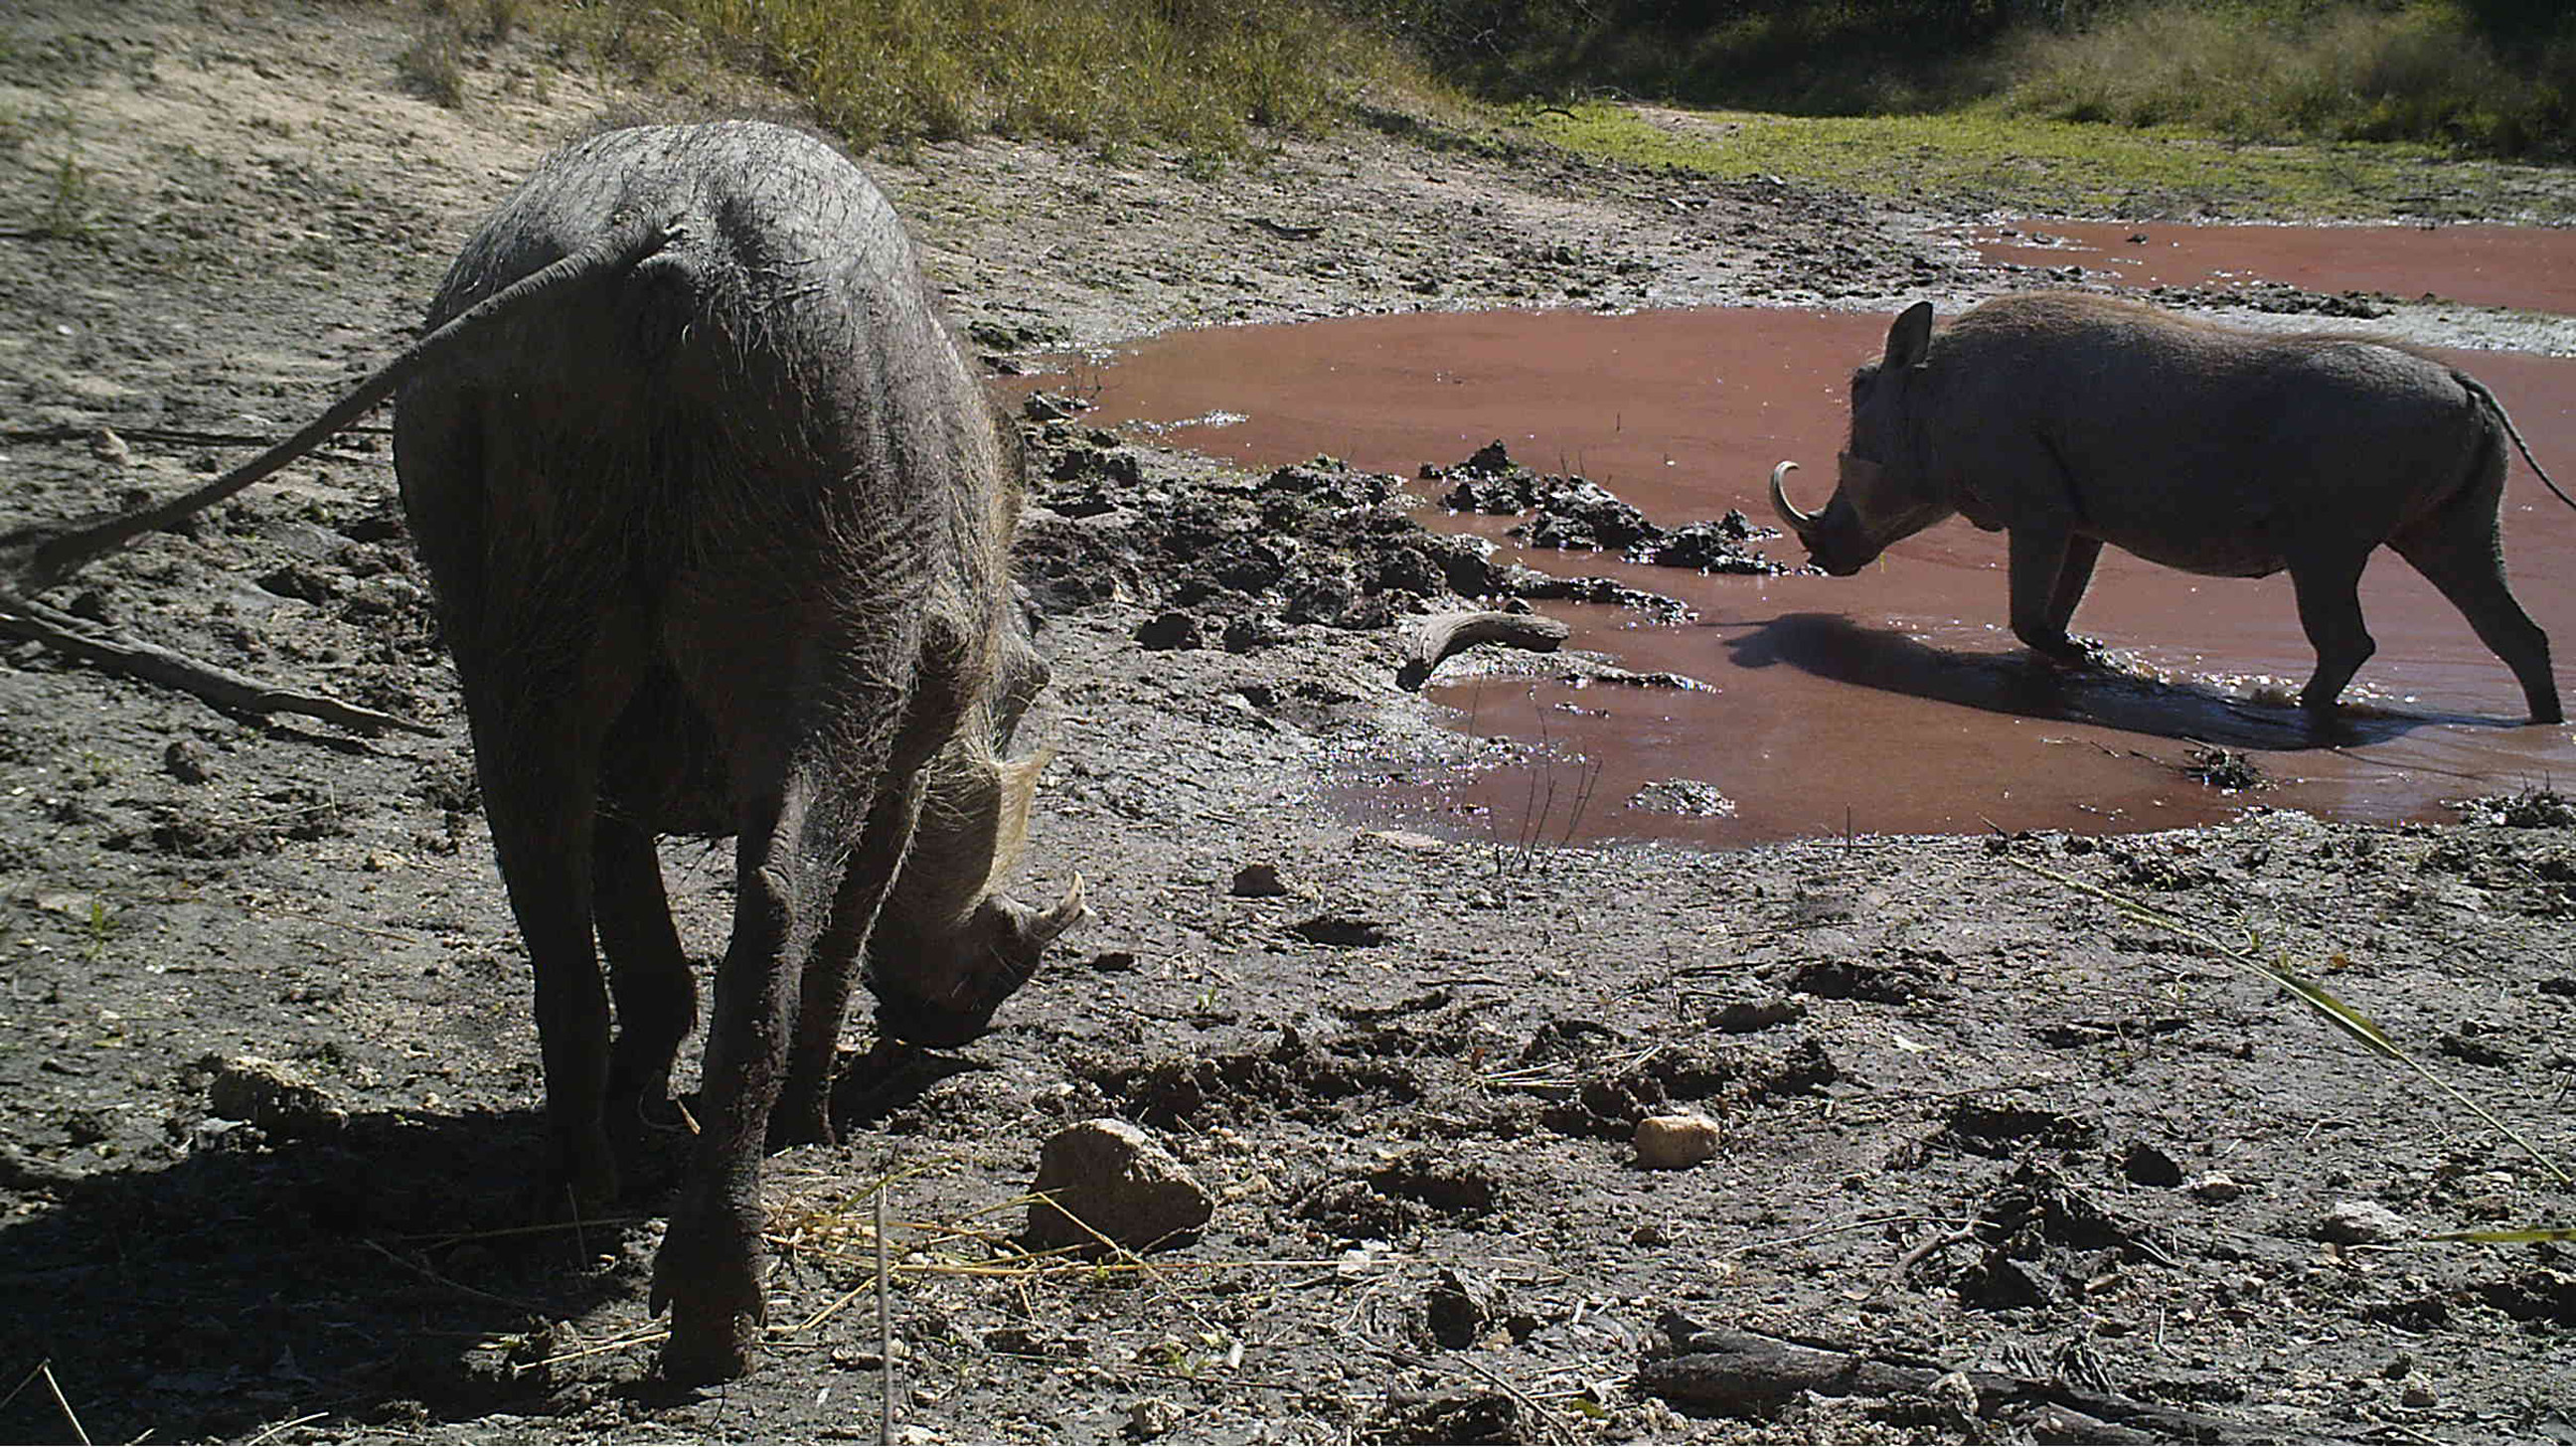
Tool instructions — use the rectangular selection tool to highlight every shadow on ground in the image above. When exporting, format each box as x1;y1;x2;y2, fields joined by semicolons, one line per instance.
1722;611;2473;750
0;1107;648;1443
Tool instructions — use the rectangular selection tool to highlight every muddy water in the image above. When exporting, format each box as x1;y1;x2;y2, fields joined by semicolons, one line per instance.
1957;219;2576;314
1052;272;2576;849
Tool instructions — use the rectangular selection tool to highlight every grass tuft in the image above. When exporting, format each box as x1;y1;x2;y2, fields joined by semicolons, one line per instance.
2002;1;2576;158
572;0;1403;157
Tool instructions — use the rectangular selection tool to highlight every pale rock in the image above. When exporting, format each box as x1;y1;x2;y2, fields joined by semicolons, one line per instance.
1634;1112;1721;1169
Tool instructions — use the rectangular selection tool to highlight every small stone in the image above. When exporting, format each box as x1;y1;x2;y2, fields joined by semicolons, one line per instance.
2401;1383;2437;1408
162;740;213;785
1425;1267;1497;1348
1634;1112;1720;1170
90;427;131;466
1026;1118;1212;1253
2317;1199;2410;1245
1128;1397;1183;1438
2187;1172;2246;1204
207;1055;348;1139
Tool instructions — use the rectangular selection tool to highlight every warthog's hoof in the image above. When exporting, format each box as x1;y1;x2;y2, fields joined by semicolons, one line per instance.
650;1209;767;1382
660;1299;759;1385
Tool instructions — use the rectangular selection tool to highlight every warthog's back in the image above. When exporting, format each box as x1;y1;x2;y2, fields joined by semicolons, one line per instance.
394;121;1018;829
1922;293;2489;573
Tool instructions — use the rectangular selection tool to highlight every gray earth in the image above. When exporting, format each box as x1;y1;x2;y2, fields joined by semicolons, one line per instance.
3;2;2574;1443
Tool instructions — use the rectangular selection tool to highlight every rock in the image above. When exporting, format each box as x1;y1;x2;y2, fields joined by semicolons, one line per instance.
1425;1267;1498;1348
206;1054;348;1139
1127;1396;1183;1438
2317;1199;2410;1245
1634;1112;1721;1169
2187;1172;2246;1204
162;740;213;785
1290;913;1391;947
1025;1118;1212;1253
1134;610;1202;650
1708;998;1802;1033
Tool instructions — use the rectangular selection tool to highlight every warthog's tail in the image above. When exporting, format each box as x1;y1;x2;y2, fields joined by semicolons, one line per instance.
2459;373;2576;516
5;212;685;595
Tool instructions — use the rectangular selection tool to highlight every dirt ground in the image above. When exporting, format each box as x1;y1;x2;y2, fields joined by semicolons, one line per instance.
3;1;2574;1442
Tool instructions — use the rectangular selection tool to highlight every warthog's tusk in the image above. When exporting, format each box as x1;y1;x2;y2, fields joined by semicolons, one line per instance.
1034;874;1091;949
1769;460;1816;533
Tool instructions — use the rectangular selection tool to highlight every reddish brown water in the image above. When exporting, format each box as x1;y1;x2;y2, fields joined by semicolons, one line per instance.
1956;219;2576;314
1046;241;2576;848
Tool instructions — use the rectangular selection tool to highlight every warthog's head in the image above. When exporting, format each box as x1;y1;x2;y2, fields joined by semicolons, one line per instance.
867;743;1089;1049
1770;301;1958;574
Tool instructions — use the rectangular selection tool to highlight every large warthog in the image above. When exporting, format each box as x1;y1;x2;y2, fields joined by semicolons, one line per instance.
386;122;1083;1380
1770;292;2569;722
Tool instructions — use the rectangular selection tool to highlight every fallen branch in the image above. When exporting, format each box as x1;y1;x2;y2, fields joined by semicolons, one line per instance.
0;589;433;735
1638;1328;2252;1444
1398;609;1570;690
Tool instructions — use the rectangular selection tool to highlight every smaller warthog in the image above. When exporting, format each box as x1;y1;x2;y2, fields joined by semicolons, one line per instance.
1770;292;2569;722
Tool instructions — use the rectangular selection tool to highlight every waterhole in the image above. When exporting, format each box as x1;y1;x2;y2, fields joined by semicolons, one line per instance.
1042;226;2576;848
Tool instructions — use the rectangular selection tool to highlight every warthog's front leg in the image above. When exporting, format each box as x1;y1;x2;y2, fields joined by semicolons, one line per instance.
2287;548;2376;713
2007;524;2101;664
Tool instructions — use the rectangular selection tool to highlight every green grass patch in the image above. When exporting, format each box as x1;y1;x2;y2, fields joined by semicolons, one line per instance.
2000;2;2576;160
572;0;1406;157
1522;99;2532;220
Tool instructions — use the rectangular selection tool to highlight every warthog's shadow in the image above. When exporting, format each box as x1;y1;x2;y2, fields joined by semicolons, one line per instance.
0;1043;993;1442
1722;611;2470;750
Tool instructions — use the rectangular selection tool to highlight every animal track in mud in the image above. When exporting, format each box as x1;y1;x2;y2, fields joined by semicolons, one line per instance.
1926;1097;2104;1160
1293;1149;1504;1243
1774;947;1952;1004
1535;1038;1840;1140
1944;1160;2166;1312
1073;1026;1422;1127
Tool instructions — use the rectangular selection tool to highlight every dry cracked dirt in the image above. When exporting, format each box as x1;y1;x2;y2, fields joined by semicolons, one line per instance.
2;1;2573;1443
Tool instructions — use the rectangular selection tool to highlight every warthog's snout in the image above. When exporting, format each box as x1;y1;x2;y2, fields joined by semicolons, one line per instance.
1768;459;1873;575
868;883;1089;1048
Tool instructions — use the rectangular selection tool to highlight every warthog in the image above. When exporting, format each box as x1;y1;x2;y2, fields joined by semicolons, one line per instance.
386;122;1083;1381
1770;292;2567;723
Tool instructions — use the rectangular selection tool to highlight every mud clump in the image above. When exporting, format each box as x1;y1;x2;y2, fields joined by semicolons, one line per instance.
1426;440;1792;575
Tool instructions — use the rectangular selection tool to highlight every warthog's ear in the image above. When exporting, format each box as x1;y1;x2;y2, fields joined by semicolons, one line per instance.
1884;301;1935;372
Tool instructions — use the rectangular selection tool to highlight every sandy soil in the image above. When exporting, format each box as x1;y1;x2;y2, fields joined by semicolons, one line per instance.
2;1;2573;1442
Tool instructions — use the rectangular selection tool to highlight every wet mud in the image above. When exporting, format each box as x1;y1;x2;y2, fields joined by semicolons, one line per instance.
1956;219;2576;316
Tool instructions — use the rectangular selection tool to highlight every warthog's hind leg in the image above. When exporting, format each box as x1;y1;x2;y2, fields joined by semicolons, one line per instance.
2391;504;2560;724
592;814;698;1173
